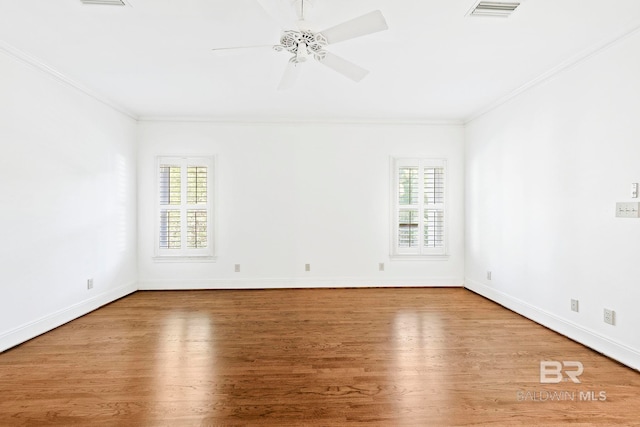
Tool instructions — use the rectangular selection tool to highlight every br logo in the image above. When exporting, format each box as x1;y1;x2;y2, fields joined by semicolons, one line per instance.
540;361;584;384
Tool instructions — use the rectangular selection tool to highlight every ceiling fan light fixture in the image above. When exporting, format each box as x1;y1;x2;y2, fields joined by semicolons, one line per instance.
296;43;309;62
216;6;388;89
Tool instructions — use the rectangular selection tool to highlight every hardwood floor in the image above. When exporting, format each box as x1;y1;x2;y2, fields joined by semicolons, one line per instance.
1;288;639;426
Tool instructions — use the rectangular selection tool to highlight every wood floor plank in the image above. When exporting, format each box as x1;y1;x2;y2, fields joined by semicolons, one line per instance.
0;288;639;426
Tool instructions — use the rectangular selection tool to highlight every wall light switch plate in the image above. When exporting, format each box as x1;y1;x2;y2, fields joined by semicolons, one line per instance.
616;202;640;218
632;183;639;198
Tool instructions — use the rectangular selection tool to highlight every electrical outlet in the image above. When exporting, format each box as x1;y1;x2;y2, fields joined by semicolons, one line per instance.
379;262;385;272
486;271;492;280
571;299;579;312
604;308;615;325
305;264;311;272
234;264;240;273
87;279;93;290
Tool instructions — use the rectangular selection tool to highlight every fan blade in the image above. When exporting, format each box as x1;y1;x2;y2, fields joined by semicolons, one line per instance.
211;45;274;53
277;60;301;90
320;10;388;45
317;51;369;82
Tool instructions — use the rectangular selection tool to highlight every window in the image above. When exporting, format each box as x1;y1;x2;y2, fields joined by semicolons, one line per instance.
156;156;215;260
391;158;446;258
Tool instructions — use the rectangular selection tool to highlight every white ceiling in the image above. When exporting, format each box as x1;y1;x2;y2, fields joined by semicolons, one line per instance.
2;0;640;122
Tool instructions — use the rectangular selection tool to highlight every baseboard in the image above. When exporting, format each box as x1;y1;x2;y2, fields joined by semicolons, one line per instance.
138;276;464;290
0;282;137;353
464;278;640;372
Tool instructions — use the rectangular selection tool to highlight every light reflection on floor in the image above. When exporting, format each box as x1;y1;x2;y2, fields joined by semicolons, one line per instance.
393;310;449;422
155;312;216;414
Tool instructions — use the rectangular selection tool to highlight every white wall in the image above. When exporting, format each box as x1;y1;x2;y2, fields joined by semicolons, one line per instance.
465;30;640;369
138;121;465;289
3;23;638;373
0;48;138;352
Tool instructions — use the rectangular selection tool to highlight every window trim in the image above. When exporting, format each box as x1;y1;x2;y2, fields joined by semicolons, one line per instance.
153;155;216;262
390;157;449;260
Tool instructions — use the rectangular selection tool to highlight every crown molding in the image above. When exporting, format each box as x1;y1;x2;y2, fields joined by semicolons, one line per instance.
0;39;138;121
465;20;640;124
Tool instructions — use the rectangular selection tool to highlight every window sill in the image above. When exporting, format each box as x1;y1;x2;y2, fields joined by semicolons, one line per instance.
390;254;449;261
153;256;217;263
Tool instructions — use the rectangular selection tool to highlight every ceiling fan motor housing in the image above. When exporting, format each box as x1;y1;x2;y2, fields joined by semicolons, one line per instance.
277;30;327;61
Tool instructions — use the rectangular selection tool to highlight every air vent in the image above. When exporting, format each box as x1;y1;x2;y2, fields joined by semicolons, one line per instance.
469;1;521;17
80;0;127;5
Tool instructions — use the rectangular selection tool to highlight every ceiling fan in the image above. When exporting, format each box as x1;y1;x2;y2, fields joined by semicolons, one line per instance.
211;0;389;90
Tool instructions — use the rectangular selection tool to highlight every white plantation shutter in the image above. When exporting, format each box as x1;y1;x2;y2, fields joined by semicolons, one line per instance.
186;166;208;249
398;209;419;248
187;209;207;249
159;165;181;249
159;210;181;249
392;158;446;257
398;166;419;249
156;156;214;259
424;209;444;248
423;166;444;248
